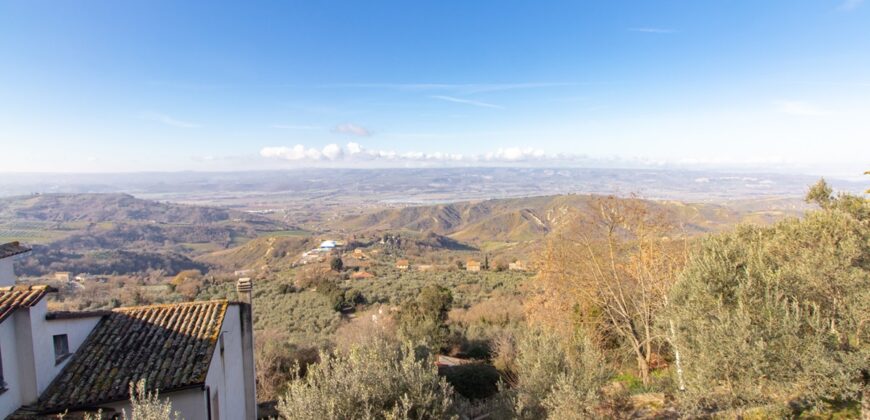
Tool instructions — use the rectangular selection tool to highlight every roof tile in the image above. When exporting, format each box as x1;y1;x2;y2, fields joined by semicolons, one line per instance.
0;285;51;322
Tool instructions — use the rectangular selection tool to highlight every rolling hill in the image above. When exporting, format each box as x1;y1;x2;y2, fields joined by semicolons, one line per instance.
337;194;808;245
0;193;293;276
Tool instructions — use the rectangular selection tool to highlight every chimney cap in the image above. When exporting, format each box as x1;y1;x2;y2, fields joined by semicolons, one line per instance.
236;277;253;293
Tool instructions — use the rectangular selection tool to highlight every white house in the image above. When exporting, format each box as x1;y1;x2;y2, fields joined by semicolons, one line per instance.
0;242;30;286
0;242;257;420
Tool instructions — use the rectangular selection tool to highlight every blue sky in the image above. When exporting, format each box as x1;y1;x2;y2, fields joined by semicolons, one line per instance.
0;1;868;176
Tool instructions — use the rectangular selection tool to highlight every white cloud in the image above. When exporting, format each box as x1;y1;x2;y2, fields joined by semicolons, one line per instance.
260;143;543;164
628;27;676;34
334;123;372;136
321;143;343;160
260;145;322;161
139;112;201;128
838;0;863;10
346;142;363;155
484;147;546;161
431;95;504;109
774;100;831;116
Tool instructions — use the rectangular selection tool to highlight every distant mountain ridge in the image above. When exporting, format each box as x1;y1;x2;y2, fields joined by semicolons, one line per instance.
0;193;270;225
0;193;291;276
338;194;808;244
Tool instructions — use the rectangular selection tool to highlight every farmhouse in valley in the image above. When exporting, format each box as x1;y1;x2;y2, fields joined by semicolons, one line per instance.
466;260;481;272
508;260;528;271
0;242;257;420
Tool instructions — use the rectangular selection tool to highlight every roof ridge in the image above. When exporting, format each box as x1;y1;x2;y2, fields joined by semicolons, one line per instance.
111;299;228;312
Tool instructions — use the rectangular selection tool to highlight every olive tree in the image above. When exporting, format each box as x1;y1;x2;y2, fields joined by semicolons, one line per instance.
667;202;869;414
277;340;456;420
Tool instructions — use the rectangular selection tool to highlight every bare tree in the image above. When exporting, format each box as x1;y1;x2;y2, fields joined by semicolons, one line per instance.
530;195;685;386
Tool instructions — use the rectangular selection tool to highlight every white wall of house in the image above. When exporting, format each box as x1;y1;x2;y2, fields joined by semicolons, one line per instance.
34;311;102;396
0;317;24;420
203;304;253;420
0;258;15;286
12;308;38;406
0;300;103;419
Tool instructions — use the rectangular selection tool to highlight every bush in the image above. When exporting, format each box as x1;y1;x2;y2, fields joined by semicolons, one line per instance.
277;340;457;419
396;285;453;351
667;207;870;413
499;328;611;419
330;256;343;272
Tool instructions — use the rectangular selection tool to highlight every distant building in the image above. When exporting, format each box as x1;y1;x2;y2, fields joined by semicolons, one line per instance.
52;272;72;282
396;259;410;270
0;241;31;286
319;240;337;250
466;260;481;272
1;249;258;420
509;260;528;271
351;271;375;279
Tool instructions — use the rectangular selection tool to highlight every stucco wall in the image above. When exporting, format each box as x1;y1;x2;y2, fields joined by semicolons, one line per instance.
0;259;15;286
0;299;103;419
203;304;256;420
34;308;102;395
0;318;23;420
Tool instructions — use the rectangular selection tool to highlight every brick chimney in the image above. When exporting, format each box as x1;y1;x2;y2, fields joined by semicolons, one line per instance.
236;277;253;304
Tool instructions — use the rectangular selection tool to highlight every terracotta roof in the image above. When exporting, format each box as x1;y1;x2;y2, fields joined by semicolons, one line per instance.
0;285;52;323
0;241;31;259
28;300;229;414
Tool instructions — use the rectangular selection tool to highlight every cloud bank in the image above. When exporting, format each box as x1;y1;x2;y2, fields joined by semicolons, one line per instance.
260;143;547;164
258;142;866;177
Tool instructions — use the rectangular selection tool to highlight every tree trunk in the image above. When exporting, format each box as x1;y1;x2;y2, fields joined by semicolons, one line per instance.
669;319;686;392
637;354;651;387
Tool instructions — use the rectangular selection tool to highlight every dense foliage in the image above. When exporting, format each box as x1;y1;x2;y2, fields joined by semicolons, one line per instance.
668;191;869;413
277;340;456;420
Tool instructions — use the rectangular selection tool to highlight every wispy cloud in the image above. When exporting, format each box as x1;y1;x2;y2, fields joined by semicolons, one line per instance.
271;124;321;130
774;100;832;116
319;82;574;95
628;27;677;34
139;112;201;128
838;0;864;11
334;123;372;136
431;95;504;109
